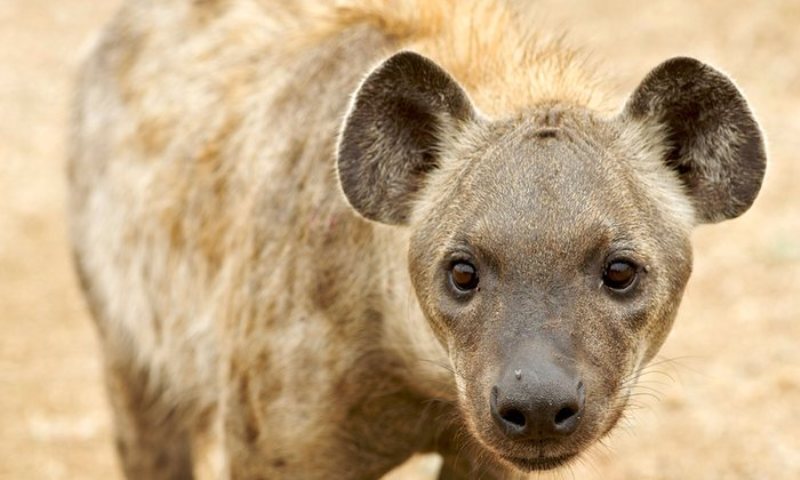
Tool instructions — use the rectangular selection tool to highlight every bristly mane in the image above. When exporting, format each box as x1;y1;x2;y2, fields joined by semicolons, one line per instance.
259;0;605;116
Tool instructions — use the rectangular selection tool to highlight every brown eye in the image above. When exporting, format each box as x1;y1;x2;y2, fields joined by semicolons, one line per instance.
603;260;638;291
450;262;479;291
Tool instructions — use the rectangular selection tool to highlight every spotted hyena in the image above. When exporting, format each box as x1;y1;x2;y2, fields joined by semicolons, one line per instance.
69;0;765;478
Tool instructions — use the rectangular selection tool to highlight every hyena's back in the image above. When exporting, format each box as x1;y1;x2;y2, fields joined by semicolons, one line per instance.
69;0;393;417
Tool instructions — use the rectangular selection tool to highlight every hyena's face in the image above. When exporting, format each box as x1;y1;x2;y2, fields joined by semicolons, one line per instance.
337;52;765;471
405;112;695;470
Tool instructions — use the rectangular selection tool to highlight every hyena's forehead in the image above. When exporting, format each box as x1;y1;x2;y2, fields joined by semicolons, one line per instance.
449;123;641;242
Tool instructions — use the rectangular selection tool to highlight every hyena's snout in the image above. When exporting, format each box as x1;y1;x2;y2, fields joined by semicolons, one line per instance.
489;344;585;441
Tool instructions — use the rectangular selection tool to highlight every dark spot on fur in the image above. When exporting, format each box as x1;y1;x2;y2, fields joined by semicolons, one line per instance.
533;128;559;139
255;350;270;370
244;417;260;445
237;374;261;444
155;450;171;469
115;437;128;457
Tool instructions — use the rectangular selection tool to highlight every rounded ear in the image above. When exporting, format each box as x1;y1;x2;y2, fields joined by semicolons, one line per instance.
337;51;477;225
622;57;766;224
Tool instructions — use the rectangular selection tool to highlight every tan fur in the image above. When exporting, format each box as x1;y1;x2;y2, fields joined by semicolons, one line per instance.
69;1;764;478
279;0;604;115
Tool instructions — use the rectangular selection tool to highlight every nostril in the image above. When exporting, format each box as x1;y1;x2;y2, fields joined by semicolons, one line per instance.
554;405;578;426
491;387;528;435
553;381;585;434
499;407;527;428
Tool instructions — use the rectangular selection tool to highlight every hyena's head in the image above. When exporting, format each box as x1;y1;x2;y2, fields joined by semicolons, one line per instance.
336;51;765;471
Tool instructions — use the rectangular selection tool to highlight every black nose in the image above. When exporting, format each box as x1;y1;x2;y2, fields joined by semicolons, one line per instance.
490;377;585;440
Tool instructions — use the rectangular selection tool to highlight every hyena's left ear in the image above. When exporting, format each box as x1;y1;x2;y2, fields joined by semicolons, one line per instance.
337;51;478;225
621;57;766;224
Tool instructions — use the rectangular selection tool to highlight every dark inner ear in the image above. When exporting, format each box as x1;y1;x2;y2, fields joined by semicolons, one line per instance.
382;94;440;177
624;57;766;224
337;51;476;225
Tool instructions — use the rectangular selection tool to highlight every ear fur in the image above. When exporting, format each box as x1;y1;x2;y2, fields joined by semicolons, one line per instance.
337;51;477;225
622;57;766;224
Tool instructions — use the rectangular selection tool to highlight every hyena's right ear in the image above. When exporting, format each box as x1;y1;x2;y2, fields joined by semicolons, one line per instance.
337;51;477;225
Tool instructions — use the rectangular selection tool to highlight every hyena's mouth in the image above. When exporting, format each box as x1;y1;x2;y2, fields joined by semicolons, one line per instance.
499;451;580;471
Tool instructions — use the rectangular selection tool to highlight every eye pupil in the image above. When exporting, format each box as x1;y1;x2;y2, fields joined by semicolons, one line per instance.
451;262;479;291
603;261;637;290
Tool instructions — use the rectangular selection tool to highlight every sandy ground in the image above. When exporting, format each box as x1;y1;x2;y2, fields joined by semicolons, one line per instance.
1;1;798;479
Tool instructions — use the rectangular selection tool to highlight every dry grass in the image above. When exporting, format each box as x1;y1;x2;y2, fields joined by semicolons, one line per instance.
1;1;798;478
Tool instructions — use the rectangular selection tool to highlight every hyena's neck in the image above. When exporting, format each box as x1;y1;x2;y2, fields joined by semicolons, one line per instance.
371;226;456;402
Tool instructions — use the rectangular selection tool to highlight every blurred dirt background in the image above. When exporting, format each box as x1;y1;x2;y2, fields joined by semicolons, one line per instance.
1;0;798;478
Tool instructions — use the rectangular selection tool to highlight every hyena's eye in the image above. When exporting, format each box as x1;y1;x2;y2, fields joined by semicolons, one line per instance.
603;260;638;291
450;261;479;292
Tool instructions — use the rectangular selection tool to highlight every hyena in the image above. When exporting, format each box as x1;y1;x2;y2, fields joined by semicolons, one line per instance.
69;0;766;478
